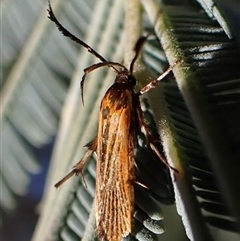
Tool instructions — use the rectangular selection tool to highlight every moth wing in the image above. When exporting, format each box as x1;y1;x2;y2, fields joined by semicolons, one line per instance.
96;86;136;241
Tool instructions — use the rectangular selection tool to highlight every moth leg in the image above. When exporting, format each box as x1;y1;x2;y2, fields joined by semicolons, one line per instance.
136;105;151;145
54;137;97;188
135;180;149;189
150;138;179;176
137;108;178;175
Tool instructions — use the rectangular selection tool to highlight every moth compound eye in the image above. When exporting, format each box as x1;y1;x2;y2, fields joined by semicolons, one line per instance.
128;75;136;86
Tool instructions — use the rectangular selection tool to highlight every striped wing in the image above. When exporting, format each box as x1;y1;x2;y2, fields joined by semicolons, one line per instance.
96;83;137;241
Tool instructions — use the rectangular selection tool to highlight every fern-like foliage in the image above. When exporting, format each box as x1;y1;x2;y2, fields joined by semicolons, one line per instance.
2;0;240;241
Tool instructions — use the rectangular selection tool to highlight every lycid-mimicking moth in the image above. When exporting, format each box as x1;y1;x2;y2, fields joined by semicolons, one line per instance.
48;2;177;241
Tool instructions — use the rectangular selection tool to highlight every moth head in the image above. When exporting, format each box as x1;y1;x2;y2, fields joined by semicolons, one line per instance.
115;71;136;86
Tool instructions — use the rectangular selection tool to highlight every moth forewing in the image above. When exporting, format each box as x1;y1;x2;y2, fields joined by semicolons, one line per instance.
95;83;139;240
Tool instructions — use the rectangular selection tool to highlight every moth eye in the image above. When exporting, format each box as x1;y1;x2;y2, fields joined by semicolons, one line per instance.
128;75;136;86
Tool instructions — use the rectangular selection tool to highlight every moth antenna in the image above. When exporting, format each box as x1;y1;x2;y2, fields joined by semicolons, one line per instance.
80;61;128;104
48;1;121;75
129;10;163;74
129;34;150;74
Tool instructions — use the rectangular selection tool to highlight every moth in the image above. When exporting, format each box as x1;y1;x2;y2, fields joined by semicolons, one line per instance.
48;2;177;241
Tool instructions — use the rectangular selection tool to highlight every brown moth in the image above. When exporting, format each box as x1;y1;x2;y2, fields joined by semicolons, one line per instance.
48;2;177;241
